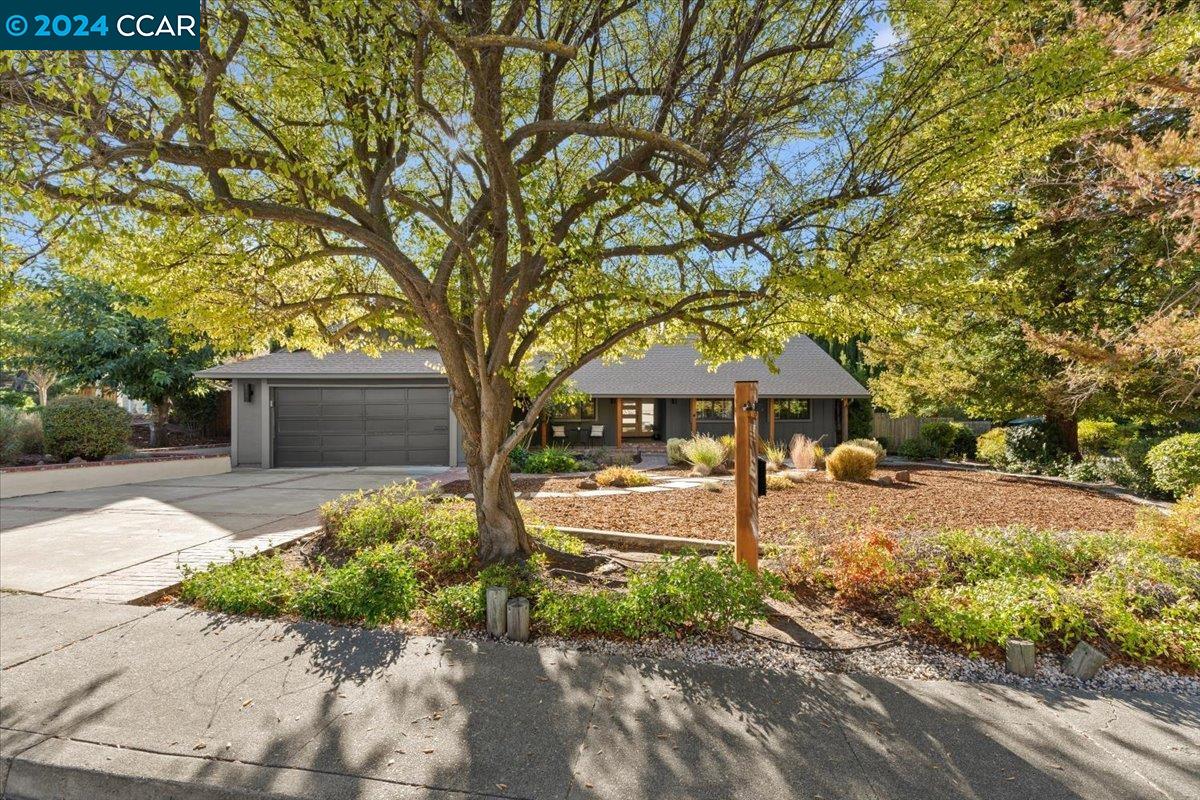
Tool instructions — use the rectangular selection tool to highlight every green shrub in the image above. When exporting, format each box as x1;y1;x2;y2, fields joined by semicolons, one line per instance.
522;445;578;473
41;396;130;460
180;554;311;616
535;584;632;636
1004;422;1064;467
927;527;1119;584
0;407;43;464
425;582;484;629
1120;437;1167;497
919;421;958;458
594;465;651;487
902;575;1092;654
324;482;427;549
0;388;36;410
976;428;1006;466
1134;489;1200;559
294;544;420;626
508;445;531;472
843;438;886;464
531;524;586;555
681;434;727;473
171;390;223;437
895;436;937;460
826;443;877;480
1146;433;1200;499
666;438;688;465
1078;420;1134;455
947;425;977;460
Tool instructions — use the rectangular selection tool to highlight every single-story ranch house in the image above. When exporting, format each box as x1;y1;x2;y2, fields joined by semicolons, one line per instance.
196;336;868;468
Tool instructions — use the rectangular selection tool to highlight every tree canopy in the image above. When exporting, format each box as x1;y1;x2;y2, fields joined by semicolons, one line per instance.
0;0;1173;559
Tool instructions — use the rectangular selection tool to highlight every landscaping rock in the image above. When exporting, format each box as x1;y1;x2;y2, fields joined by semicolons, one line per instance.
876;476;895;487
894;470;911;483
1063;642;1107;680
1005;639;1036;677
577;478;598;490
68;457;85;464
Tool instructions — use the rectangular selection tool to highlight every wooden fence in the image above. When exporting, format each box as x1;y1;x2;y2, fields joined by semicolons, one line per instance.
871;413;991;444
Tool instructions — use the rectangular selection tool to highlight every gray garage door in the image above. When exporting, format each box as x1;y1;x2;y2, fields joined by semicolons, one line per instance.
273;386;450;467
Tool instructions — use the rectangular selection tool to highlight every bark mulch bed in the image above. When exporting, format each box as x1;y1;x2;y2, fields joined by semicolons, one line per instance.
517;466;1143;544
442;476;600;495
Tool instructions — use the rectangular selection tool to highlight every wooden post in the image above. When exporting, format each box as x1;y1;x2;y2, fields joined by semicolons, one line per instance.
506;598;530;642
689;397;697;436
486;586;509;637
615;397;622;448
540;416;548;447
734;381;759;571
1005;639;1035;677
840;398;849;443
767;398;775;444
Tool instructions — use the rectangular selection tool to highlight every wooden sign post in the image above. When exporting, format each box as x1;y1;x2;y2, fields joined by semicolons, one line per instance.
734;380;759;571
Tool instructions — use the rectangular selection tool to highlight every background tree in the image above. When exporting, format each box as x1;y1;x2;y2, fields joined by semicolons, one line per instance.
1;0;1155;560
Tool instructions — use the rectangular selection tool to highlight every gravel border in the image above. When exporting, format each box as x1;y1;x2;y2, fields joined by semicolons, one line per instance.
446;627;1199;696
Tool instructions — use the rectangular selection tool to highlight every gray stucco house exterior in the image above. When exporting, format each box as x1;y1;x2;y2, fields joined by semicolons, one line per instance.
197;336;868;468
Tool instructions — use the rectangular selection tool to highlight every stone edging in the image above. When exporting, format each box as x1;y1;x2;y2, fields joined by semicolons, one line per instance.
556;526;730;553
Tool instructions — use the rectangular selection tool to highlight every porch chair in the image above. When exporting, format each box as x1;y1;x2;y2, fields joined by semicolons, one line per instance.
551;425;568;444
589;424;605;445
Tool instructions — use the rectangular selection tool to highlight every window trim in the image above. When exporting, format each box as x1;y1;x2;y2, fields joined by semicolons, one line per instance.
550;398;597;421
773;398;812;421
695;398;734;420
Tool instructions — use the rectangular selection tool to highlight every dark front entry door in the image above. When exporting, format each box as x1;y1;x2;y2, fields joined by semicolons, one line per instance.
273;385;449;467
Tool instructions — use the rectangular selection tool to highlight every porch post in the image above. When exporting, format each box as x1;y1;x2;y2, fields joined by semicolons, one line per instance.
540;416;548;447
840;397;849;442
689;397;697;436
767;398;775;443
615;397;622;447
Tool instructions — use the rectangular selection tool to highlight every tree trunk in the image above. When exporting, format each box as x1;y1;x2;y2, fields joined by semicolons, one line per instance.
1047;409;1080;460
148;402;169;448
35;383;49;407
467;457;533;562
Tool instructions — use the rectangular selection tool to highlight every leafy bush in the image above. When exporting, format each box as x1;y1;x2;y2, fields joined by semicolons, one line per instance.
825;531;903;604
323;482;427;549
294;544;420;626
508;445;531;472
180;554;312;617
826;443;877;480
522;445;579;474
41;396;130;460
1078;420;1134;455
843;438;886;464
171;390;223;437
425;582;483;629
536;553;782;638
681;435;727;472
760;439;788;470
0;407;43;464
947;425;977;460
1004;422;1064;467
531;524;586;555
976;427;1007;466
1134;489;1199;559
895;436;937;460
0;388;36;410
1120;437;1167;497
1146;433;1200;498
788;434;821;470
765;473;793;491
919;421;958;458
666;438;688;465
594;465;651;487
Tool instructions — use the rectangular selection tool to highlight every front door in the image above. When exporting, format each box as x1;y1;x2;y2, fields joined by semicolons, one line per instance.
620;398;656;438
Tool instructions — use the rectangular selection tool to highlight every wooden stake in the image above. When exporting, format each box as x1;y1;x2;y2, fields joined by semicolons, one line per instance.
1005;639;1035;677
486;586;509;637
506;598;530;642
734;381;759;571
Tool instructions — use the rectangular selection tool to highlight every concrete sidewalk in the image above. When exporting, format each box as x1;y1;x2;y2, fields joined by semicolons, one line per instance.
0;594;1196;800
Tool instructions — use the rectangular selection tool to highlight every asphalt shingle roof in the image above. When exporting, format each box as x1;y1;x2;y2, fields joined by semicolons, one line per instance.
198;336;867;398
568;336;869;398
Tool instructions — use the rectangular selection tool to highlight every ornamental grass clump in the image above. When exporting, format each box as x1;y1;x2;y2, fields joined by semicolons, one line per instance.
788;433;821;470
760;439;788;471
594;465;651;487
681;434;727;476
843;438;886;465
825;443;877;481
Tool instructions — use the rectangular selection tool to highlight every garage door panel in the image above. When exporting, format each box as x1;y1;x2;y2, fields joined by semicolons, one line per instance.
275;388;322;403
321;388;365;403
273;385;448;467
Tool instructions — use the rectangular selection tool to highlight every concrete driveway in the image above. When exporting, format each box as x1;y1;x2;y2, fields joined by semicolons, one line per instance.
0;467;450;603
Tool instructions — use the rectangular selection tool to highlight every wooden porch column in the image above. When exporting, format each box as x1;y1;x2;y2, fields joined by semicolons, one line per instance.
614;397;622;447
689;397;697;436
767;398;775;443
540;416;548;447
840;397;849;442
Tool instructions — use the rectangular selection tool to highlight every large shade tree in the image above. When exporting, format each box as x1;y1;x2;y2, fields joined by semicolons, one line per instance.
0;0;1147;560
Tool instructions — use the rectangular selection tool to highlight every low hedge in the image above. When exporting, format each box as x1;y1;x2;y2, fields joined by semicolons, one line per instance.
41;396;130;461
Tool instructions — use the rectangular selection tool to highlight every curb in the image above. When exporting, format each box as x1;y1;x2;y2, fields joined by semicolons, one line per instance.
557;526;730;553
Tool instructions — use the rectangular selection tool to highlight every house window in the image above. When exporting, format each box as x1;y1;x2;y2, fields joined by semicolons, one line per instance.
552;398;596;421
774;398;811;421
695;399;733;420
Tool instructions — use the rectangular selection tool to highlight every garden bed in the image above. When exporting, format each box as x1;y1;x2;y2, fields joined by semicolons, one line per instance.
519;465;1142;543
